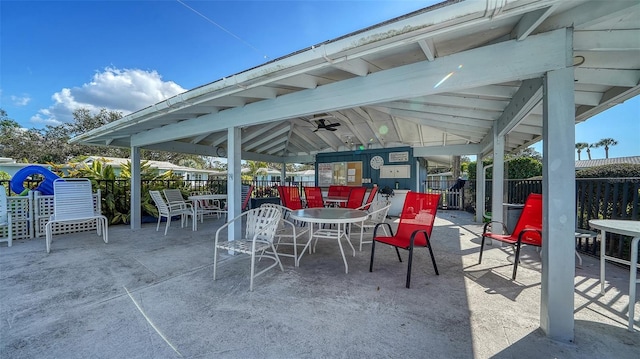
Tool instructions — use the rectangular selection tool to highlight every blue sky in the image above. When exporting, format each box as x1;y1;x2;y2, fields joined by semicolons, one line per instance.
1;0;638;160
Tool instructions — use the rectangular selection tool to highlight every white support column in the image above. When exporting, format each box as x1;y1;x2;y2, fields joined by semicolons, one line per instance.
476;153;484;223
540;66;575;342
281;164;286;185
130;146;141;230
491;127;505;229
227;128;242;241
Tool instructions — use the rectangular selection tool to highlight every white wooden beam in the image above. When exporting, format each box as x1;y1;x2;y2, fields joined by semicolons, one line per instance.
131;29;570;147
235;86;278;99
380;101;500;121
574;68;640;87
574;30;640;51
496;78;543;137
512;6;555;41
413;144;480;156
273;74;318;89
418;38;436;61
243;125;291;151
539;0;640;31
332;58;369;77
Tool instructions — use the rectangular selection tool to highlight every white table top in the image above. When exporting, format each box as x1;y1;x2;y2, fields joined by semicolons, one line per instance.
188;194;227;200
589;219;640;238
289;208;368;224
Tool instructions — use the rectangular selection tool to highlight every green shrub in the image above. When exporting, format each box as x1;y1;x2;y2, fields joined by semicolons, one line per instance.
576;163;640;178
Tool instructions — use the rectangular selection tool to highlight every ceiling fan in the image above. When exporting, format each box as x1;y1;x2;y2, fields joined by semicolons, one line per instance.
313;118;341;132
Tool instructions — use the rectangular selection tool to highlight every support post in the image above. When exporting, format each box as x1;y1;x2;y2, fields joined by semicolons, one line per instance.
130;146;141;230
491;127;505;230
227;127;242;242
540;66;575;342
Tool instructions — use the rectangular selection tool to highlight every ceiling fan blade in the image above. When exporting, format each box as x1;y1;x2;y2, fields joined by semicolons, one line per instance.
328;127;337;131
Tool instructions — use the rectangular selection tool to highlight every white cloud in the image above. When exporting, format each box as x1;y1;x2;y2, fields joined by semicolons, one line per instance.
11;95;31;106
31;67;186;125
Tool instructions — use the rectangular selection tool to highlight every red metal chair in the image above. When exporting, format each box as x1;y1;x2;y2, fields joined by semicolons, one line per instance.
327;185;341;198
357;186;379;211
304;187;325;208
241;185;254;211
479;193;542;280
369;192;440;288
345;187;367;209
278;186;304;210
338;186;352;199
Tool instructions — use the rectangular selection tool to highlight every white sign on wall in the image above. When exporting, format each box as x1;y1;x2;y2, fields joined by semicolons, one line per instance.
389;151;409;162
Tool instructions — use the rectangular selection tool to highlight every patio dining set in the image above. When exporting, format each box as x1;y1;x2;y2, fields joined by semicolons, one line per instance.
1;180;638;331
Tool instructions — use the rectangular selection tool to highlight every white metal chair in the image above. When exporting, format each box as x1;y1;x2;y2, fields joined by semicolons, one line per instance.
163;188;193;211
149;190;193;235
214;206;283;291
0;186;13;247
352;200;391;251
260;203;310;266
45;179;108;253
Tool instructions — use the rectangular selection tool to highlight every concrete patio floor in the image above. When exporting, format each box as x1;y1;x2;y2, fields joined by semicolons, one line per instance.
1;210;638;358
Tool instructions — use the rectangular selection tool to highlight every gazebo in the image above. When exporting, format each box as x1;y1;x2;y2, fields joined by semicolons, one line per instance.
71;0;640;341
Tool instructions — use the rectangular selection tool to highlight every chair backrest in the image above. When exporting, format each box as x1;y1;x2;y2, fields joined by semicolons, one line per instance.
338;186;352;198
279;186;303;210
163;188;186;205
245;206;281;243
396;192;440;245
346;187;367;209
327;185;341;198
149;190;170;215
52;178;96;221
0;186;8;226
304;187;325;208
241;185;254;211
260;203;290;230
368;199;391;223
361;186;379;211
510;193;543;246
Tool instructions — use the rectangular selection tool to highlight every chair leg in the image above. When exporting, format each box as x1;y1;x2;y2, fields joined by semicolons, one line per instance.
270;242;285;272
250;251;256;291
512;242;522;280
156;216;161;232
213;245;219;280
369;240;376;272
427;243;439;275
164;216;170;236
406;246;413;288
45;223;52;253
395;247;402;262
102;218;109;243
478;235;486;264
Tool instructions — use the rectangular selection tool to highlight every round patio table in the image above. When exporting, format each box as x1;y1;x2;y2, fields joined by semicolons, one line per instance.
589;219;640;332
324;196;348;207
289;208;368;273
188;194;227;231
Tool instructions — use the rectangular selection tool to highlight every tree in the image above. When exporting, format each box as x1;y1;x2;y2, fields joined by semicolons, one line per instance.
595;138;618;159
575;142;589;160
512;147;542;161
586;143;596;160
1;107;207;167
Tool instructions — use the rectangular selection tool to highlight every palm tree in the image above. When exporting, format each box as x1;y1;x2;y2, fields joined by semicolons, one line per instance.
586;143;596;160
575;142;589;160
596;138;618;158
